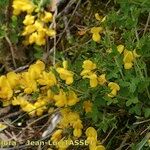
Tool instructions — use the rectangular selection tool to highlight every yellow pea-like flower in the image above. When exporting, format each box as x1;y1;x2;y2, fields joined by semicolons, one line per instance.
67;91;79;106
29;32;38;44
73;119;83;129
51;129;63;142
73;128;82;138
23;15;35;25
85;127;97;140
41;11;53;23
0;76;13;100
46;29;56;37
6;72;19;89
38;71;57;87
95;145;106;150
91;27;103;43
98;74;107;85
53;90;67;107
82;60;96;71
108;82;120;98
22;25;36;36
117;44;124;54
95;13;102;21
56;68;74;85
83;100;93;113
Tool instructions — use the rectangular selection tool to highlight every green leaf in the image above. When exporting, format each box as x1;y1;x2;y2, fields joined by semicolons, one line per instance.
126;97;139;106
33;45;43;59
135;133;150;150
91;105;99;123
144;108;150;118
0;26;6;38
129;104;142;116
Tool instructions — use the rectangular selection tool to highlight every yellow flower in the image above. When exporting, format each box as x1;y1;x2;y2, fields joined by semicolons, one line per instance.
108;82;120;98
0;76;13;100
81;60;98;88
73;119;83;129
29;32;38;44
36;36;46;45
67;91;79;106
22;102;36;116
86;127;106;150
53;90;78;107
22;25;36;36
85;127;97;140
56;68;73;85
51;129;63;142
62;60;68;69
20;72;37;94
91;27;103;42
12;97;27;106
83;100;93;113
96;145;106;150
89;142;97;150
82;60;96;71
133;49;140;58
23;15;35;25
6;72;20;89
83;73;98;88
59;109;81;129
41;11;53;23
46;29;56;37
123;49;140;69
38;71;57;87
34;20;44;30
98;74;107;85
35;30;46;45
123;50;134;69
12;0;35;15
28;60;45;79
73;128;82;138
47;90;54;100
117;45;124;54
0;123;7;131
34;98;47;116
80;69;91;76
57;139;71;150
95;13;102;21
54;90;67;107
12;96;36;116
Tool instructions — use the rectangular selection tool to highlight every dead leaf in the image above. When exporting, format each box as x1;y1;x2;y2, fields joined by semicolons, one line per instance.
78;30;87;36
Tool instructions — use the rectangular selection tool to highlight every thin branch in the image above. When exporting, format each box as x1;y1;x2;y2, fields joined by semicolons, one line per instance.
49;0;81;55
143;12;150;36
53;8;57;65
5;36;17;68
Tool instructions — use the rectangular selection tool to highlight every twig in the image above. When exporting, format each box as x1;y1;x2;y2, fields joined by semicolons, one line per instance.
14;65;29;73
140;125;150;135
0;106;11;117
53;8;57;65
57;0;77;18
101;127;114;144
5;36;17;69
133;118;150;125
143;12;150;36
49;0;81;55
116;133;130;150
64;39;91;52
0;110;22;121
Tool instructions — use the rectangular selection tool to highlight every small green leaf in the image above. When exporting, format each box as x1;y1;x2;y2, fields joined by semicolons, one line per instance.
144;108;150;118
126;97;139;106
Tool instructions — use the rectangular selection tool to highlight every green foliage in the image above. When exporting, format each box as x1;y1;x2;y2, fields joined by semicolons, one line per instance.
0;0;150;149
